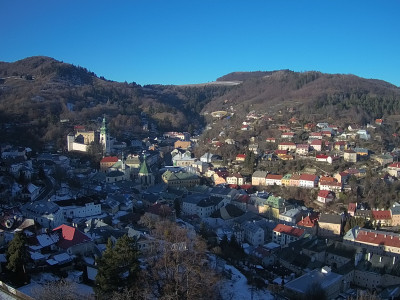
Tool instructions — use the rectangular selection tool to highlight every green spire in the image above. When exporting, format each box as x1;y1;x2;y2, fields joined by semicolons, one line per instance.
139;155;149;175
100;115;108;134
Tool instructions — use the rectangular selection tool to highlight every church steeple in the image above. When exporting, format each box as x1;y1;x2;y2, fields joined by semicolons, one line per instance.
138;154;154;187
100;115;111;155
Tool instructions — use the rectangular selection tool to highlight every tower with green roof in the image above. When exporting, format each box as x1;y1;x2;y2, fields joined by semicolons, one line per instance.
138;154;154;187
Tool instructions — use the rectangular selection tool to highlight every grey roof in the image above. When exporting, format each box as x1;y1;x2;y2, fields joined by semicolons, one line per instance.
22;200;60;215
285;268;343;294
197;196;223;207
319;214;342;224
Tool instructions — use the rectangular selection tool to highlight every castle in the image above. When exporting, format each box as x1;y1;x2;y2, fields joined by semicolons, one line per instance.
67;116;113;154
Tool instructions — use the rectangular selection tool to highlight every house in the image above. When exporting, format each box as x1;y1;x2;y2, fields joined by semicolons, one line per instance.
53;224;94;255
243;221;265;246
281;132;294;140
284;267;343;300
354;147;369;156
334;171;350;184
226;173;244;186
174;140;192;149
100;156;119;172
318;214;342;236
317;190;335;204
344;227;400;257
21;200;64;229
266;137;276;143
372;153;394;166
371;210;392;227
272;224;305;246
162;170;200;188
391;202;400;226
278;142;296;151
196;196;225;218
289;174;301;187
388;162;400;178
235;154;246;162
375;118;383;125
252;171;267;186
334;141;347;151
299;173;318;188
344;150;357;163
315;154;332;164
21;183;40;201
281;174;292;186
319;181;342;192
357;129;370;140
279;208;303;225
348;202;357;216
265;174;283;186
296;144;309;155
309;132;323;140
297;213;319;235
310;139;323;151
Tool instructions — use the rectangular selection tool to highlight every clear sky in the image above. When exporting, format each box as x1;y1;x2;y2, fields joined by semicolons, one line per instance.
1;0;399;86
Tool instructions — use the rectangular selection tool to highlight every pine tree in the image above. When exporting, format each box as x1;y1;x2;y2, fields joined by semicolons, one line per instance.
6;232;27;285
95;235;139;298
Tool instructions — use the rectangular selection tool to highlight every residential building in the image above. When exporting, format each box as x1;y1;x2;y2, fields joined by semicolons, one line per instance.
278;142;296;151
388;162;400;178
317;190;334;204
289;174;301;187
272;224;305;246
174;140;192;149
243;222;264;246
162;170;199;188
265;174;283;186
279;208;303;225
252;171;267;186
21;200;64;229
284;267;343;300
226;173;244;186
310;139;323;151
344;150;357;163
100;156;119;172
296;144;309;155
372;210;392;227
391;202;400;226
318;214;342;236
299;173;318;188
235;154;246;162
281;174;292;186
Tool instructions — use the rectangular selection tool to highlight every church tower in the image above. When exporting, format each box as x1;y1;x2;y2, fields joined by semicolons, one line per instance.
100;115;111;155
138;154;154;187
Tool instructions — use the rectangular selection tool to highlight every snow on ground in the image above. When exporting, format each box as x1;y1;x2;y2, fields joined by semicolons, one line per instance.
219;264;274;300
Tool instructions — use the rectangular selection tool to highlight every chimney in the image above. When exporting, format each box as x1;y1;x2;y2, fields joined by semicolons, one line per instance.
393;257;396;265
379;256;382;263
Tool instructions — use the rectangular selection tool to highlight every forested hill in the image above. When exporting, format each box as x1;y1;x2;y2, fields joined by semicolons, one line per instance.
1;56;400;150
0;56;230;149
205;70;400;125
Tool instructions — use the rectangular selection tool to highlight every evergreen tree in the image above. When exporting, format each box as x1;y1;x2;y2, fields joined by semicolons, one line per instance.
95;235;139;298
6;232;27;285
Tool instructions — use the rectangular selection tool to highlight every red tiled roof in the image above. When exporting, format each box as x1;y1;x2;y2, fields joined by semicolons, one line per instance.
236;154;246;159
279;142;296;146
389;162;400;169
297;215;317;228
273;224;304;237
300;173;317;181
266;174;283;180
319;177;336;183
53;224;91;249
310;132;322;136
356;229;400;248
348;203;357;212
237;194;250;203
311;140;322;145
318;190;331;198
372;210;391;220
316;154;328;159
275;150;287;155
100;156;119;163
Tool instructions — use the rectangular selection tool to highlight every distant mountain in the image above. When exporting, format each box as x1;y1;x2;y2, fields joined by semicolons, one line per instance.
205;70;400;125
1;56;400;150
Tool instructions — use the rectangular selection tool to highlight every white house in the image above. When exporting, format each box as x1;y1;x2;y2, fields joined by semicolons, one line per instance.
299;174;318;188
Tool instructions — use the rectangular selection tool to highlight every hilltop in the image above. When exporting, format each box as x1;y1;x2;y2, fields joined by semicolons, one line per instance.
1;56;400;150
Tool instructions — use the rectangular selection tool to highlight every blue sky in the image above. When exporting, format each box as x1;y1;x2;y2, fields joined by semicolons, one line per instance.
1;1;399;86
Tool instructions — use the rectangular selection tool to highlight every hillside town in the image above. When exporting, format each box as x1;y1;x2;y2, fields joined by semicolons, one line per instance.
1;112;400;300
